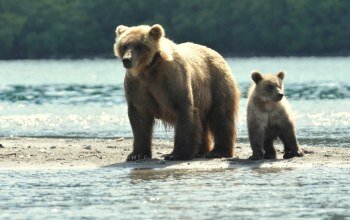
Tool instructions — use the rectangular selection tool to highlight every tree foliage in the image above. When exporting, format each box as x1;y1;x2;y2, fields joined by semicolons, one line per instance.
0;0;349;59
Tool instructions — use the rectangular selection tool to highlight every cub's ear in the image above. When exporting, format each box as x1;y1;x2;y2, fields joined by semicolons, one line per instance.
149;24;164;40
116;25;129;37
277;70;285;80
252;71;263;83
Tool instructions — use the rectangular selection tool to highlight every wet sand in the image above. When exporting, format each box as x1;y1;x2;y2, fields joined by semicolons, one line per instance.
0;137;349;170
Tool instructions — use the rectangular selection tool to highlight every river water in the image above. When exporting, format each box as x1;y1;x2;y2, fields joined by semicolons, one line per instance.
0;57;349;219
1;57;349;146
1;167;349;219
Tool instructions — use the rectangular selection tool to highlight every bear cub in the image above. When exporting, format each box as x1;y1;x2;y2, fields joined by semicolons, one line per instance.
247;70;303;160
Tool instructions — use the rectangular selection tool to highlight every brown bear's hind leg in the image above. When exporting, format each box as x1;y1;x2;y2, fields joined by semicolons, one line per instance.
195;122;212;158
164;107;202;160
205;107;235;158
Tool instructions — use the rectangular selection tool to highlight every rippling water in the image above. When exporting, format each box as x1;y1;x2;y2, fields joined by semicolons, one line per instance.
1;82;349;104
1;167;349;219
0;57;349;146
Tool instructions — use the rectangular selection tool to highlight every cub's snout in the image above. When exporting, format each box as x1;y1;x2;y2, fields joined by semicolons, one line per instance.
274;93;284;102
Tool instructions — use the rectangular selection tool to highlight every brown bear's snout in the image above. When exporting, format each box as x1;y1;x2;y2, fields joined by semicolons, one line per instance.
122;50;132;69
122;58;132;69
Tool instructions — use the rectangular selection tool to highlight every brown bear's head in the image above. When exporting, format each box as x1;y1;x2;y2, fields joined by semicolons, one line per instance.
251;70;285;102
114;24;165;70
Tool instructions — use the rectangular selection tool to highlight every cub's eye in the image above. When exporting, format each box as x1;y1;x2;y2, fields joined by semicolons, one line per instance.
266;84;274;91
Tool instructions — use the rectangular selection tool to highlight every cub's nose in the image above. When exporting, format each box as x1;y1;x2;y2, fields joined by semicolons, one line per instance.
122;58;132;69
277;93;284;100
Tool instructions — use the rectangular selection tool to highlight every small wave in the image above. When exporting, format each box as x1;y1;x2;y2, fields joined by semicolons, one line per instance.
240;82;350;100
0;84;125;105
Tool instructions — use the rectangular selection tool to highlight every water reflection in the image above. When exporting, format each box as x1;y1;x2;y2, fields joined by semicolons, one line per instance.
0;167;349;219
128;168;229;181
250;167;294;175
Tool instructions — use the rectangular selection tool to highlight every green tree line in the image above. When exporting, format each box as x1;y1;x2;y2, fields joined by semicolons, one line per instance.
0;0;349;59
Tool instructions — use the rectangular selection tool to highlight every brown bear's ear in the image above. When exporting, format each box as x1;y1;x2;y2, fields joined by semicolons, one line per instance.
277;70;285;80
116;25;129;37
149;24;165;40
252;71;263;83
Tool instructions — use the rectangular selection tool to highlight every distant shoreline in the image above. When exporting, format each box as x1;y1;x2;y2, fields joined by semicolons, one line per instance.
1;53;350;61
0;137;349;170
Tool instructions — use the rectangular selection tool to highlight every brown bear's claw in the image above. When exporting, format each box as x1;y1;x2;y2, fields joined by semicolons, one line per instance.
126;152;151;161
163;153;192;161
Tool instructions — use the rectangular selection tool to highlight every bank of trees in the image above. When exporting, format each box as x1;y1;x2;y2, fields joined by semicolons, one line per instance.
0;0;349;59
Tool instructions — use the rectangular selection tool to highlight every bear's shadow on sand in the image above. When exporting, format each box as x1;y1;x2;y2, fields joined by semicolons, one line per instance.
102;158;291;181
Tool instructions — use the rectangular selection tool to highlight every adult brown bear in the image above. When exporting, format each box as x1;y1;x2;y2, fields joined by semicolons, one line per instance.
113;24;240;161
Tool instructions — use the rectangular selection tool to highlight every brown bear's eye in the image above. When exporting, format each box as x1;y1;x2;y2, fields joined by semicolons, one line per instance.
122;44;128;52
134;44;142;51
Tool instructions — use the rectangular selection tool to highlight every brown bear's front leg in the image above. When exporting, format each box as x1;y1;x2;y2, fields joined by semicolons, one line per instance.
127;104;155;161
164;107;202;160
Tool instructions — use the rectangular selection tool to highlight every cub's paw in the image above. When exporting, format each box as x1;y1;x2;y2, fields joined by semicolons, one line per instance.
249;154;264;160
264;153;277;160
283;150;304;159
205;149;232;159
126;151;151;161
163;153;192;161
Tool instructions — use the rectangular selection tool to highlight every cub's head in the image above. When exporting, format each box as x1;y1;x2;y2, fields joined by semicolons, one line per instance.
113;24;165;70
251;70;286;102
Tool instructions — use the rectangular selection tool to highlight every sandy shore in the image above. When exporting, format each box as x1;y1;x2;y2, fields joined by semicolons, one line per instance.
0;137;349;170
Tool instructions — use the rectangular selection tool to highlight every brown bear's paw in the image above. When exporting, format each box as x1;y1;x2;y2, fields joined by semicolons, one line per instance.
283;150;304;159
194;152;207;158
126;151;151;161
163;153;193;161
205;149;232;159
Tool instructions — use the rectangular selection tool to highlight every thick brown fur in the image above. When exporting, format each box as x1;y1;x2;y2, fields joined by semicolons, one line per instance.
113;24;240;161
247;70;304;160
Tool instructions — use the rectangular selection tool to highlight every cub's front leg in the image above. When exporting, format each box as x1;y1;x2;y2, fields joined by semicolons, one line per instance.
248;113;266;160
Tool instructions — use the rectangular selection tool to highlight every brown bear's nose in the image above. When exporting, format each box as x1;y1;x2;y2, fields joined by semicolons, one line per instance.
122;58;132;69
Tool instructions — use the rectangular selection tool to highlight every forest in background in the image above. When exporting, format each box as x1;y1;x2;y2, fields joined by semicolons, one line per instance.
1;0;349;59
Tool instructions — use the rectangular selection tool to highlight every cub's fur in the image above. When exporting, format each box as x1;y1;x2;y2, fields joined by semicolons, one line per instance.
114;24;240;161
247;70;303;160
